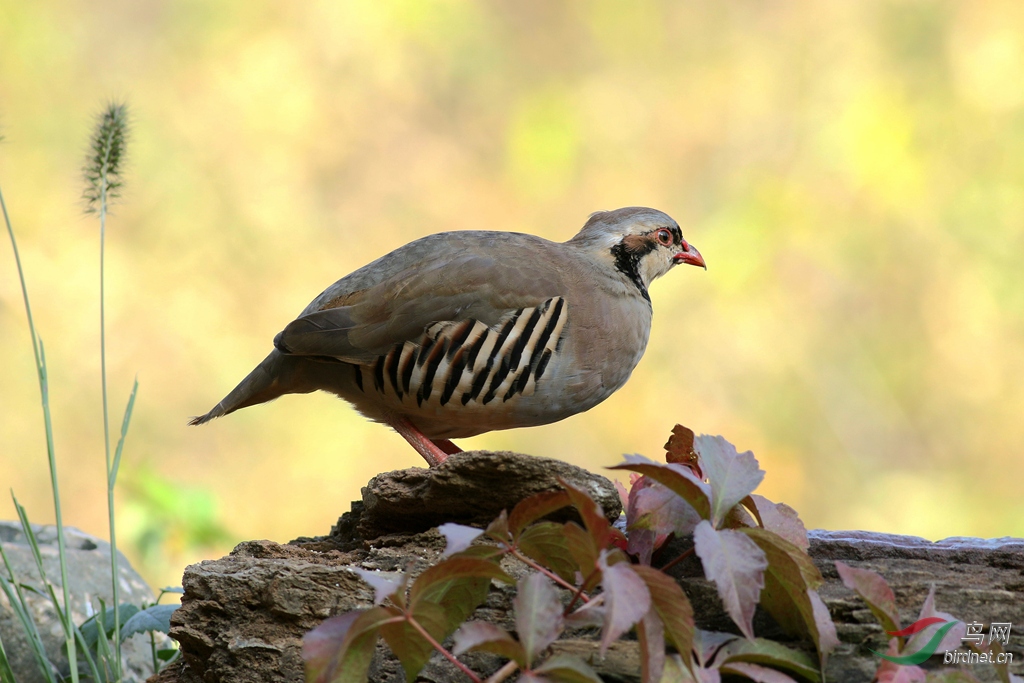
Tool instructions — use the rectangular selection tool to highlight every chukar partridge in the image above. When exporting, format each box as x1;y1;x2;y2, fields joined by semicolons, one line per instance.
190;207;705;466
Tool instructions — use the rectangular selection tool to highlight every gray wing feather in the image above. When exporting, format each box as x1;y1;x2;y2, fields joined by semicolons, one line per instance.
274;232;566;364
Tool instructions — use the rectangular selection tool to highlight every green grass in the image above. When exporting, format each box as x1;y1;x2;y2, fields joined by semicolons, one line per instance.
1;103;179;683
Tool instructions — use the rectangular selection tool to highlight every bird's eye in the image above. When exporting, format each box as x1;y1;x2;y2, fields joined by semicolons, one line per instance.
655;228;673;246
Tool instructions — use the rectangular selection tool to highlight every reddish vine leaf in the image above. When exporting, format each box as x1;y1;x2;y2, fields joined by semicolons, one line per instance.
597;550;651;654
515;573;565;664
517;521;580;584
509;490;572;539
531;654;603;683
809;589;839;662
665;424;702;476
692;629;739;669
438;523;485;558
350;568;406;606
303;606;398;683
904;584;965;656
485;510;510;543
632;564;694;666
631;480;702;536
452;621;526;666
609;454;711;521
834;561;900;636
693;521;766;639
741;528;831;658
747;495;808;551
559;478;619;550
874;641;927;683
627;527;658;567
637;607;666;683
693;435;765;526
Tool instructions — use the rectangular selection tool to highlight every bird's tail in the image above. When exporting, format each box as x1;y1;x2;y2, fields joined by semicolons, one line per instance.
189;350;302;425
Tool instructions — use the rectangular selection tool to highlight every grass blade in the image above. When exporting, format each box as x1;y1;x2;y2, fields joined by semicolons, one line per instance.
109;378;138;490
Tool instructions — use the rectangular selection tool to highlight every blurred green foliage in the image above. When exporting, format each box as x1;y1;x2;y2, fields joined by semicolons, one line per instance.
1;1;1022;589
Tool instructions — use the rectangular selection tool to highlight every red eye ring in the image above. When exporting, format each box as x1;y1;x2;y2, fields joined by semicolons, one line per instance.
656;228;673;246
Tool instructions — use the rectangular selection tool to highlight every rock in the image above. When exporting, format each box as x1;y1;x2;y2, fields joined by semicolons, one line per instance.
355;450;623;538
0;522;160;683
160;454;1024;683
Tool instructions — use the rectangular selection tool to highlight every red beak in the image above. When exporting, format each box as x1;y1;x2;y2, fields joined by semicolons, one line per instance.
673;241;706;270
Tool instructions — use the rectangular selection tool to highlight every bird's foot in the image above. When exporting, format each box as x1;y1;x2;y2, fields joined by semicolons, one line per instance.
387;415;451;467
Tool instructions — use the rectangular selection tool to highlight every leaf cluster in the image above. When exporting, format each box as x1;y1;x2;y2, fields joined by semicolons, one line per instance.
304;425;838;683
837;563;1020;683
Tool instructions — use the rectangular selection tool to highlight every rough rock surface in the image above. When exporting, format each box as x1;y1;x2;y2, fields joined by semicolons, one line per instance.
158;453;1024;683
355;450;623;538
0;522;160;683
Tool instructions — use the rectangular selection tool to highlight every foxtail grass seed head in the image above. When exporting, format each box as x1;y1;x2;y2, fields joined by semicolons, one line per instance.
83;102;129;213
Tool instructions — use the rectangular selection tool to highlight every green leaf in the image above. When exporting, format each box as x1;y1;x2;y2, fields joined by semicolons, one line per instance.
515;573;565;665
509;491;572;539
109;378;138;489
120;604;179;640
632;565;694;665
453;544;507;562
452;621;526;665
406;556;511;656
716;637;821;682
380;603;447;683
740;528;831;656
303;607;397;683
661;654;700;683
718;661;801;682
79;603;141;648
608;455;711;521
562;522;599;579
517;521;580;584
532;654;603;683
408;556;511;615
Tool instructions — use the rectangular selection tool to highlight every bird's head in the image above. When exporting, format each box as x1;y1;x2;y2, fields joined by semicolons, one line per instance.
568;207;705;299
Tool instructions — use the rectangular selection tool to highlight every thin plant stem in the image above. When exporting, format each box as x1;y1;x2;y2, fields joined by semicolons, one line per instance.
98;168;124;681
509;547;587;600
657;546;695;574
406;616;482;683
483;659;519;683
563;568;599;615
1;187;79;683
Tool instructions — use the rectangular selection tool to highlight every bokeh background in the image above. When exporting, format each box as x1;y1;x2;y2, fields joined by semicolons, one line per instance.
2;1;1023;590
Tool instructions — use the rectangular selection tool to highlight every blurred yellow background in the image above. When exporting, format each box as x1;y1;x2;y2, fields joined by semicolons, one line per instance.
2;1;1023;591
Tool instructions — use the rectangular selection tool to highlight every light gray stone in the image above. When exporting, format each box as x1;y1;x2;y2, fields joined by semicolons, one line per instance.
0;522;162;683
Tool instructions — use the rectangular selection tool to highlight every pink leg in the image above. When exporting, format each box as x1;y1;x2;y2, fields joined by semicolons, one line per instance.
387;415;450;467
433;439;462;456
